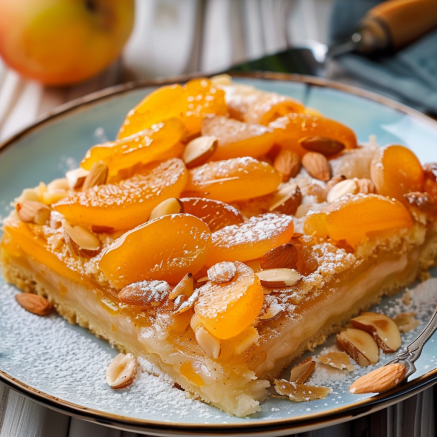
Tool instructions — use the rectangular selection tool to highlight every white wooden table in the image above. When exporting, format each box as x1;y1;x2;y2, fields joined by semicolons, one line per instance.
0;1;436;435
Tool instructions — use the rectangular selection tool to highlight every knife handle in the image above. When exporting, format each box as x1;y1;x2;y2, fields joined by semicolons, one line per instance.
360;0;437;51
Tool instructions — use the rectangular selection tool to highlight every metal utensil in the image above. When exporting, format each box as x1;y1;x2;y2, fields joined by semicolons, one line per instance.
387;304;437;381
230;0;437;77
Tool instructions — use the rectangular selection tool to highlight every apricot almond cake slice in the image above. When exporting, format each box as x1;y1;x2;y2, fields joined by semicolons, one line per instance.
2;76;437;417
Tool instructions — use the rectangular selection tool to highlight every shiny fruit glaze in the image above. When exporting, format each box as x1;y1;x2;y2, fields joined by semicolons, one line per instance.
182;78;227;137
179;197;244;232
54;159;187;231
371;145;424;205
185;157;282;202
81;118;185;173
202;116;275;160
206;213;294;266
99;213;211;288
270;113;357;157
195;262;263;339
118;84;187;139
304;194;413;247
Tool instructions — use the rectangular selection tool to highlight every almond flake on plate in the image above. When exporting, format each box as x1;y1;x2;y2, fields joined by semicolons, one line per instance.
318;351;355;372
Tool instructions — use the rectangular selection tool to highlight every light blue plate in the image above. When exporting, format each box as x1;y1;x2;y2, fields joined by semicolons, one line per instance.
1;74;437;436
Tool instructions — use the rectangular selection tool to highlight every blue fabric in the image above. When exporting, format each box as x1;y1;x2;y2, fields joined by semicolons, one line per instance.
330;0;437;115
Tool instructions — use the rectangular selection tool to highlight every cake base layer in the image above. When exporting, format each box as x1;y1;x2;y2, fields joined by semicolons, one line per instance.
2;227;437;416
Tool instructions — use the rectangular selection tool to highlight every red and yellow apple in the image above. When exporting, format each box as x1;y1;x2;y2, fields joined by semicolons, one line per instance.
0;0;134;85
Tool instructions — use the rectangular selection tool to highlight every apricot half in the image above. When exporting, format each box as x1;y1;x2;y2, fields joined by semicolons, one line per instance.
304;194;413;247
185;157;282;202
100;213;211;288
270;113;357;157
195;262;263;339
202;116;275;160
371;145;424;205
55;159;188;231
206;213;294;266
81;118;185;173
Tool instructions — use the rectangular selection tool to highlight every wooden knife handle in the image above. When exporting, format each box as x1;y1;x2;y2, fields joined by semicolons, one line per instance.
364;0;437;50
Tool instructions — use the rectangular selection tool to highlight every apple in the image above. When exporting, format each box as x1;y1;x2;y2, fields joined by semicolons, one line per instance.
0;0;134;85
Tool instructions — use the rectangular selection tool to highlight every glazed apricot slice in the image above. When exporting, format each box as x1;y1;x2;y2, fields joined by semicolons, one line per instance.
243;94;305;125
179;197;244;231
185;157;282;203
270;113;357;157
182;78;227;137
99;213;211;288
118;84;187;139
206;213;294;266
54;159;188;231
371;145;424;205
81;118;185;173
201;116;275;160
304;194;413;247
195;262;263;339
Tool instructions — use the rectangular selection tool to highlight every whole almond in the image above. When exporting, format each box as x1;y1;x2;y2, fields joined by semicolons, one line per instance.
325;174;346;193
63;221;101;258
270;185;302;215
15;293;53;316
106;353;137;389
273;149;301;182
300;136;345;156
302;152;331;182
183;136;218;169
350;363;406;394
260;243;298;270
327;179;358;203
66;168;89;189
82;161;108;191
118;280;170;307
356;178;375;194
16;200;50;225
257;268;302;288
404;192;433;212
169;273;194;299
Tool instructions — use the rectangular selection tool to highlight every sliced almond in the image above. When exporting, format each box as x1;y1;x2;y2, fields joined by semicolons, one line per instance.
182;136;218;169
207;261;236;284
325;174;346;193
302;152;331;182
190;313;203;332
269;185;302;215
327;179;358;203
349;363;406;394
149;198;184;220
289;358;316;384
16;200;50;225
393;312;420;333
259;296;284;321
47;178;69;192
274;379;331;401
356;178;375;194
15;293;53;316
273;149;301;182
224;326;260;355
260;243;298;270
351;312;401;353
63;221;101;258
404;192;434;212
256;268;301;288
169;273;194;299
300;136;345;157
195;326;221;358
118;280;170;307
106;353;137;389
173;289;199;315
318;351;355;372
66;167;89;189
336;328;379;367
82;161;108;191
